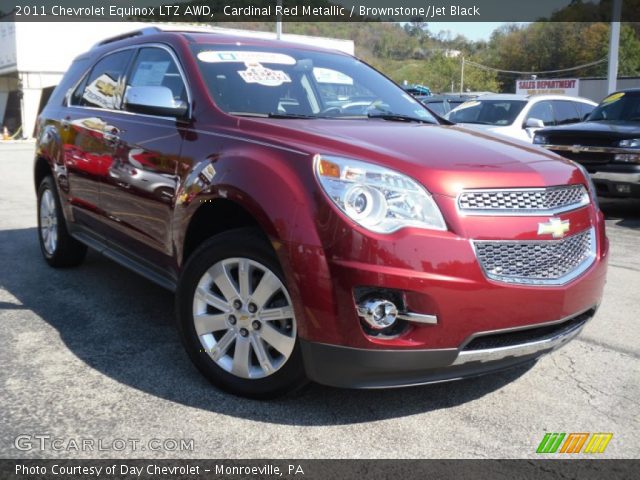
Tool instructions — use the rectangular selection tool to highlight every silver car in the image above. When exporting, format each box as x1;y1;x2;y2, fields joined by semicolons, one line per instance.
446;94;596;143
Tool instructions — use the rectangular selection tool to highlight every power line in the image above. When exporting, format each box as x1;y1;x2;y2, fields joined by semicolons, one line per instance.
463;57;608;76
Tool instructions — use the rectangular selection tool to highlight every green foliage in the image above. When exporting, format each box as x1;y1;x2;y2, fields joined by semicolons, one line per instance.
216;20;640;94
479;22;640;91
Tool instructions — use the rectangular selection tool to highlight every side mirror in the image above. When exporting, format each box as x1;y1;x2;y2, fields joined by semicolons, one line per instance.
524;117;545;129
124;86;188;118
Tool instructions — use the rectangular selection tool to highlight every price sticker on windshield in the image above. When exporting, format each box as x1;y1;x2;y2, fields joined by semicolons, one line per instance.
238;63;291;87
197;51;296;65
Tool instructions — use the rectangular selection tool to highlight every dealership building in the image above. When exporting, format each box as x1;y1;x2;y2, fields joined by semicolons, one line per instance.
0;22;354;138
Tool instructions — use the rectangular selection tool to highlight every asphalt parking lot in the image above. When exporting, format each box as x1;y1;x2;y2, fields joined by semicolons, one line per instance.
0;142;638;459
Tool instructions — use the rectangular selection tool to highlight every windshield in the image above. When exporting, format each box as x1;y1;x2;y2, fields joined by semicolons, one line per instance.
587;92;640;122
191;45;437;123
446;99;527;125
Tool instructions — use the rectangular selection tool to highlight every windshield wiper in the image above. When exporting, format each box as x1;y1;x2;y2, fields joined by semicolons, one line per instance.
367;113;435;124
268;113;320;119
228;112;322;119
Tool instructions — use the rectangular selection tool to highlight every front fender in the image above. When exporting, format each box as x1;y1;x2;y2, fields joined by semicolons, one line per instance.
173;145;337;341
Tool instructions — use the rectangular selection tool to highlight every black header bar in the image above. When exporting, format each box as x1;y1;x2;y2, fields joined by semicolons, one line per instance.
1;1;639;23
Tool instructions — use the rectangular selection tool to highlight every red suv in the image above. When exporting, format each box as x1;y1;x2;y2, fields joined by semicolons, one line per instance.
34;28;608;398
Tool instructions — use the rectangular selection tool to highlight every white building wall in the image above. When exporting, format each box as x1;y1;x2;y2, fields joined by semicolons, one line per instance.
0;23;17;74
579;77;640;103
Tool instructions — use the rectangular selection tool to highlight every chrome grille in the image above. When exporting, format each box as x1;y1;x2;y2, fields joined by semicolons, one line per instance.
458;185;589;215
473;228;596;285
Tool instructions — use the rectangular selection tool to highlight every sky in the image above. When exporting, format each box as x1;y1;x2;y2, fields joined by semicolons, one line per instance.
428;22;518;41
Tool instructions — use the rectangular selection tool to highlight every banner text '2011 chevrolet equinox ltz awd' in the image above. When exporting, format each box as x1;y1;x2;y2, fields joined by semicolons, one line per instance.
34;28;608;398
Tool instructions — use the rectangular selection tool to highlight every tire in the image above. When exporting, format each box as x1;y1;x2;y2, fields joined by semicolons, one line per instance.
37;176;87;267
176;228;308;399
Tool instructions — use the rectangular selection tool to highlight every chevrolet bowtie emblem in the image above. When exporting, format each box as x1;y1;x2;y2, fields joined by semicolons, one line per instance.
538;218;570;239
570;145;583;154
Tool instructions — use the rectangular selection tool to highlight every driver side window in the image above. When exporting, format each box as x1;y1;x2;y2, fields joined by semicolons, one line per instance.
125;47;188;112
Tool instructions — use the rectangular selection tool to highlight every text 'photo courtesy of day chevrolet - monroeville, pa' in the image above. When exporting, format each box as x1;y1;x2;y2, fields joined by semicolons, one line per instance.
0;1;638;479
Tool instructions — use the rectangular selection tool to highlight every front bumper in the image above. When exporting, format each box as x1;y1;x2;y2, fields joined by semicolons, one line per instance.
301;308;595;388
591;168;640;198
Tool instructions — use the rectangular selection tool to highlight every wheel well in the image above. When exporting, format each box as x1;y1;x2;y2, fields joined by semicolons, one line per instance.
34;157;52;191
183;199;264;262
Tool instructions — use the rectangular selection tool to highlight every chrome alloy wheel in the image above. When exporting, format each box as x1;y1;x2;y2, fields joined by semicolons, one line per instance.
39;189;58;255
192;258;297;379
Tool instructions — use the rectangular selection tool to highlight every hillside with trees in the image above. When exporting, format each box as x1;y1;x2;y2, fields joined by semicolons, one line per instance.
220;21;640;94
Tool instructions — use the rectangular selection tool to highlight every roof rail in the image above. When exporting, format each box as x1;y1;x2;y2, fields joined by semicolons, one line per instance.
91;27;162;49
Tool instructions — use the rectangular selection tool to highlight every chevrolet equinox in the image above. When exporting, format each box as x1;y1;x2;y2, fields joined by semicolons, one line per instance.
34;28;608;398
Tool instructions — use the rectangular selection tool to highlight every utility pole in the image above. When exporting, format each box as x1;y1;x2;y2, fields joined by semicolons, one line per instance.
460;56;464;94
607;0;622;94
276;0;282;40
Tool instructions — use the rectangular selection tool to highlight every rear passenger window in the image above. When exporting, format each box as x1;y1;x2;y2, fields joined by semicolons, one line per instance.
553;101;581;125
72;50;133;109
125;48;188;110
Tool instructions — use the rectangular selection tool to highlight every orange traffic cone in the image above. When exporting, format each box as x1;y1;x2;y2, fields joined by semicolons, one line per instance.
2;126;9;141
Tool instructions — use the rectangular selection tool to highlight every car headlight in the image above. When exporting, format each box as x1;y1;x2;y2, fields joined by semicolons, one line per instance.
533;134;548;145
573;161;599;209
618;138;640;148
314;155;446;233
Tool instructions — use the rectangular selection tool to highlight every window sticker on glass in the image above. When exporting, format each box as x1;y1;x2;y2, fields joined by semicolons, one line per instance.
238;63;291;87
313;68;353;85
131;61;170;87
602;92;625;104
197;51;296;65
83;73;120;109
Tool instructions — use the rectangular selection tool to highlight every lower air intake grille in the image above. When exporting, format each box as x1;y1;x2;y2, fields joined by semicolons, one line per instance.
462;309;595;351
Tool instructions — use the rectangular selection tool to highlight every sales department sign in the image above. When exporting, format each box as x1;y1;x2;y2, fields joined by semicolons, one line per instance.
516;78;580;96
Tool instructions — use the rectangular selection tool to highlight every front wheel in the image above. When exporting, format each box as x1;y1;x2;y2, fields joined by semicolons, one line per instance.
176;229;307;398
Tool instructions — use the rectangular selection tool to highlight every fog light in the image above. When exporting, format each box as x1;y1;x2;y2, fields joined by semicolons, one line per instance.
615;183;632;194
358;299;398;330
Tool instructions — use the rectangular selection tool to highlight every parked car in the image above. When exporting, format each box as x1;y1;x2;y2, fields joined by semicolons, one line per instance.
34;27;607;398
402;83;432;98
421;94;480;116
534;89;640;198
446;94;596;143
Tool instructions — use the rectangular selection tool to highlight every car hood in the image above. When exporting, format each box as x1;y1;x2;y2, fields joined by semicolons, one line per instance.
539;120;640;138
235;118;584;197
454;122;509;130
